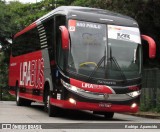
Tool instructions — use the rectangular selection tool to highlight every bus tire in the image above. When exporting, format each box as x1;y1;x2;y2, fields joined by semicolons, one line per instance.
44;89;59;117
44;89;49;112
48;93;59;117
104;112;114;119
16;85;23;106
16;85;31;106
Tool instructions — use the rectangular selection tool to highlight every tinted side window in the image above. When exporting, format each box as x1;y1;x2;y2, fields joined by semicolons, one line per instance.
12;27;40;57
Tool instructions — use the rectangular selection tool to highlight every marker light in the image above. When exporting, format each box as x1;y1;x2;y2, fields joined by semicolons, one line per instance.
131;103;137;108
69;98;76;105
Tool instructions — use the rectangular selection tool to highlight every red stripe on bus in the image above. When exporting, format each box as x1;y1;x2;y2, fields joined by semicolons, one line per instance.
19;93;43;102
70;78;115;94
9;90;43;102
14;23;37;38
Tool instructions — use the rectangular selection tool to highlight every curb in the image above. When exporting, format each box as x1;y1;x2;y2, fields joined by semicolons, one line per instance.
125;112;160;119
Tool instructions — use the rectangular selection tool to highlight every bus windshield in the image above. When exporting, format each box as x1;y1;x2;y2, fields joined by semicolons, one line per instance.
107;39;141;80
68;20;142;80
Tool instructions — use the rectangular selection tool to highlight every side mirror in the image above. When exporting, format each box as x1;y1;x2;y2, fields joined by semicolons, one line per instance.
59;26;69;50
141;35;156;59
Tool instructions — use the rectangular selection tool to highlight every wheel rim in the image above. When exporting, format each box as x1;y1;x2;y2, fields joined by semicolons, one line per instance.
16;88;19;102
47;95;49;109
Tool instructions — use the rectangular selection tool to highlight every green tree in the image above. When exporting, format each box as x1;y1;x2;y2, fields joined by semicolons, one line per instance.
0;0;53;99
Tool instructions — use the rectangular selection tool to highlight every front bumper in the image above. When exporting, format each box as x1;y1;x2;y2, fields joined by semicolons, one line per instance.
50;98;138;113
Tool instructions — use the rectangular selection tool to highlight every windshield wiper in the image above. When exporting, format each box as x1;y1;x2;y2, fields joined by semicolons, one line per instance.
87;46;107;82
109;48;127;84
110;57;127;83
87;55;106;82
87;46;108;82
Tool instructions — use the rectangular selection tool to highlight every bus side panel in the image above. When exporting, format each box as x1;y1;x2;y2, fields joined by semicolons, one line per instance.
9;50;44;102
42;49;54;93
9;57;20;88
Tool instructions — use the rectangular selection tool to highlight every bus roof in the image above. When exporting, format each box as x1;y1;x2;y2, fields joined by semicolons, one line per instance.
14;6;139;38
37;6;138;27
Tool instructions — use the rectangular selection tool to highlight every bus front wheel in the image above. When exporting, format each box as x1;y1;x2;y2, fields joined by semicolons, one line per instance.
48;95;59;117
44;89;59;117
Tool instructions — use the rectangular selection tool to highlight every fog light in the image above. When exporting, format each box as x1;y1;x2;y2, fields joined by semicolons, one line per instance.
69;98;76;105
131;103;137;108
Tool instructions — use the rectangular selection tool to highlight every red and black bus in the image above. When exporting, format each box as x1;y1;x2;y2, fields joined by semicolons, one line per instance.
9;6;156;119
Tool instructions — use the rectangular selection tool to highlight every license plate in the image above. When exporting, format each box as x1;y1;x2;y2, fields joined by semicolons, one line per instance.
99;103;112;108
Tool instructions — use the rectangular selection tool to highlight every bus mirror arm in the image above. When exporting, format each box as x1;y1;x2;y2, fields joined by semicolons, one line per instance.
59;26;69;50
141;35;156;59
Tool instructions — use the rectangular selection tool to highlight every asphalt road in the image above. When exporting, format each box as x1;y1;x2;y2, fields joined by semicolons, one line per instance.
0;101;160;132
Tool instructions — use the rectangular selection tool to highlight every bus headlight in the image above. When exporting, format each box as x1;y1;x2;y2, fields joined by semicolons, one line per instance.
127;90;141;97
61;79;84;93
